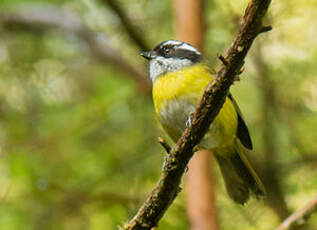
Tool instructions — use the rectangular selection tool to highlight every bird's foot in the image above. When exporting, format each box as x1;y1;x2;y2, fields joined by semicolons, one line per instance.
162;155;168;171
186;112;194;128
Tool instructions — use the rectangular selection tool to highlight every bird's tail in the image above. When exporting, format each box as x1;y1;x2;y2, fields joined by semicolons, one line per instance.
214;140;265;204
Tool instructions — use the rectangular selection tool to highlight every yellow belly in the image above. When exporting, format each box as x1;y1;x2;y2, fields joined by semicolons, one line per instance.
153;64;238;149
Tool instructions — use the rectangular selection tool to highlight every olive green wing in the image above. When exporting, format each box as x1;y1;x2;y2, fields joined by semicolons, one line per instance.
228;93;253;150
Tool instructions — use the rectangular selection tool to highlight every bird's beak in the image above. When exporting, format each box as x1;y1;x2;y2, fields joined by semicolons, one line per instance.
140;51;157;60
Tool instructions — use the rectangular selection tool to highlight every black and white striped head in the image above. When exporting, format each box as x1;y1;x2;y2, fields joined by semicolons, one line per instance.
140;40;202;82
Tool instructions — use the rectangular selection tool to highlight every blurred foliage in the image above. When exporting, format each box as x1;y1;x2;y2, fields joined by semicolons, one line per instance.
0;0;317;229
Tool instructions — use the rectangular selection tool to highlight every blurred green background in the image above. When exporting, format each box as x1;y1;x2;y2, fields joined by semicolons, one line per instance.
0;0;317;229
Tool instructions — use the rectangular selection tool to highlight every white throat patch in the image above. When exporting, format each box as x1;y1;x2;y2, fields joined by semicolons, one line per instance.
149;57;193;83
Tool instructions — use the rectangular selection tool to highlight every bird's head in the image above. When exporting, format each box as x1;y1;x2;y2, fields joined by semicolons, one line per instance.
140;40;202;83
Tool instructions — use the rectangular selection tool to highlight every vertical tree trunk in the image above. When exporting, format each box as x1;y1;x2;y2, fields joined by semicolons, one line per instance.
173;1;219;229
184;151;219;230
173;0;204;48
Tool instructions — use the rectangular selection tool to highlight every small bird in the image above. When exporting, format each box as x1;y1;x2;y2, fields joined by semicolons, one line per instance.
141;40;265;204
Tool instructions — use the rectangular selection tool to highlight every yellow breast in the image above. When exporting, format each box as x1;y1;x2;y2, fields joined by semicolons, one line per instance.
152;63;238;148
153;64;212;113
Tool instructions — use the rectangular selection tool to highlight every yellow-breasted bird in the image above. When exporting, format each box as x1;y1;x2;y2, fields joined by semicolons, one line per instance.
141;40;265;204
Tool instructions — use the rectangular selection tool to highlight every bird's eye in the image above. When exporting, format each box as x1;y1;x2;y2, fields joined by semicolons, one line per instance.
163;47;172;55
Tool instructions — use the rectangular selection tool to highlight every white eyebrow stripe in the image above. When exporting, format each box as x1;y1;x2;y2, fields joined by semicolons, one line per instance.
178;43;201;55
162;40;183;46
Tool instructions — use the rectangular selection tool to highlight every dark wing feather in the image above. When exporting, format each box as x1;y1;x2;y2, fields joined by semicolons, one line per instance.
228;93;253;150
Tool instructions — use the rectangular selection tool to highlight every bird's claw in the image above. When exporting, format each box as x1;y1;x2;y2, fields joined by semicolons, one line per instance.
186;112;194;128
162;156;168;171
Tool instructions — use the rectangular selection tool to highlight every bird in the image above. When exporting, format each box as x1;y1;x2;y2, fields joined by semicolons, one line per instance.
140;40;265;204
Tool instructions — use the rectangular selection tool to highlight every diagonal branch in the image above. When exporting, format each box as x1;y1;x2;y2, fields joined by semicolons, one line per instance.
100;0;151;51
122;0;272;229
0;5;152;94
276;194;317;230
